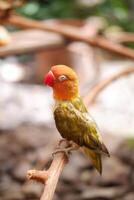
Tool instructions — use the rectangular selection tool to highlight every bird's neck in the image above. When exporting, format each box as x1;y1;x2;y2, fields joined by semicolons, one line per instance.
53;80;78;101
55;96;88;113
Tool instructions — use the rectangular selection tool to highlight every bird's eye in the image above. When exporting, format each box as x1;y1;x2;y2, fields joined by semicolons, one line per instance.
58;75;68;81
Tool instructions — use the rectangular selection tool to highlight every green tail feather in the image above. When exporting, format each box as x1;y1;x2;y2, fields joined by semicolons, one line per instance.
82;147;102;174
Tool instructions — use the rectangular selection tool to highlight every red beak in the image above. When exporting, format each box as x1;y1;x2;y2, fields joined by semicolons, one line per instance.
44;70;55;87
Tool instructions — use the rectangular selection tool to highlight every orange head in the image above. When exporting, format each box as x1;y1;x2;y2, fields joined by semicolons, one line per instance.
44;65;78;100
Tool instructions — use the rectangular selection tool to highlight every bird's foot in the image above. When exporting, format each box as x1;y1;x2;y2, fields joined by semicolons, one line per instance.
52;147;70;158
58;139;69;147
52;142;79;159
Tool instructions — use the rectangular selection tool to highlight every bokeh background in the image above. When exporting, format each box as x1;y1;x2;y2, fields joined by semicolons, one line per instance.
0;0;134;200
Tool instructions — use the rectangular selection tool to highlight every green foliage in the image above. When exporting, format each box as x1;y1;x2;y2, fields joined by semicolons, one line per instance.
95;0;134;32
16;0;134;32
17;0;76;19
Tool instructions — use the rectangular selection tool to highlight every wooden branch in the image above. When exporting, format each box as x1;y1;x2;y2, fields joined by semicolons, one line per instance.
84;67;134;107
82;17;106;37
3;14;134;59
27;169;49;184
0;29;64;57
40;153;68;200
27;142;68;200
106;32;134;43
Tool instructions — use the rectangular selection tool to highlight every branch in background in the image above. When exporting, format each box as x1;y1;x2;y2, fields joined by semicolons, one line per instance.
2;14;134;59
105;32;134;43
84;67;134;107
27;67;134;200
82;16;106;37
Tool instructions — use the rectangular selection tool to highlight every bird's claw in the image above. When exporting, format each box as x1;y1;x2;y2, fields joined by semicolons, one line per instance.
52;140;79;159
52;148;71;159
58;139;69;147
52;146;78;159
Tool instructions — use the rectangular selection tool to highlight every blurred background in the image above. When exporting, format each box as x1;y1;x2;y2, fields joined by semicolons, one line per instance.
0;0;134;200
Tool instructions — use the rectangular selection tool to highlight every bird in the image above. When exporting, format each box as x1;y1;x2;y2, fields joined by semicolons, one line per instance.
44;65;110;174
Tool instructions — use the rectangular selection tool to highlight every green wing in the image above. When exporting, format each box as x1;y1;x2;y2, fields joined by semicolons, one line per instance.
54;101;103;152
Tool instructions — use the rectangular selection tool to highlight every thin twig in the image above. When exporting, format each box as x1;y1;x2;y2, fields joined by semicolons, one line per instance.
84;67;134;107
27;169;49;184
2;14;134;59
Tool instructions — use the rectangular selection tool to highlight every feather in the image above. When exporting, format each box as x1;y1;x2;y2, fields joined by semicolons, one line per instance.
101;142;110;157
54;96;110;174
82;147;102;174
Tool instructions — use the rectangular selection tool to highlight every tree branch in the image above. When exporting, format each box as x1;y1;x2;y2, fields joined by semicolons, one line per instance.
27;142;68;200
27;169;49;184
2;14;134;59
84;67;134;107
106;32;134;43
40;153;68;200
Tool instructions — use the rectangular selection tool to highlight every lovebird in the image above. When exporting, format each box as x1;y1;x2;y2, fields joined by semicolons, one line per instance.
44;65;110;174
